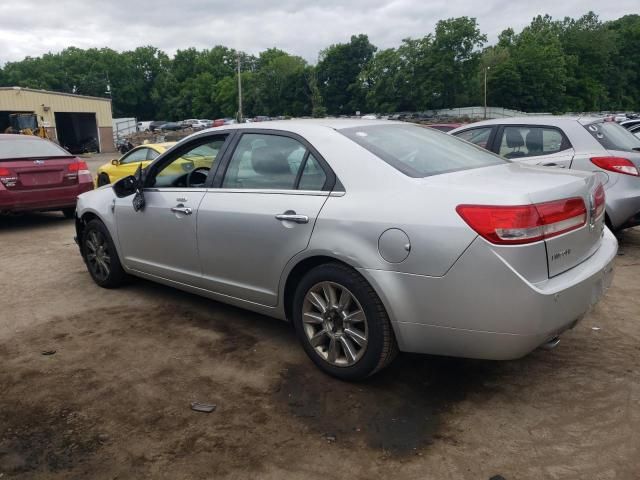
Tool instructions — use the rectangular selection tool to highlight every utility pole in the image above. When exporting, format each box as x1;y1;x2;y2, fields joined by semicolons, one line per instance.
483;66;490;120
237;54;243;123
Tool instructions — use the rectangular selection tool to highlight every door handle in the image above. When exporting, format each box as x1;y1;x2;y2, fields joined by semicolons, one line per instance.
275;212;309;224
171;205;193;215
542;162;566;168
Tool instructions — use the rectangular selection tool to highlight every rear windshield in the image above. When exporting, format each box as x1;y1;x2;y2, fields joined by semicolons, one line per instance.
340;124;505;177
0;137;71;160
584;121;640;152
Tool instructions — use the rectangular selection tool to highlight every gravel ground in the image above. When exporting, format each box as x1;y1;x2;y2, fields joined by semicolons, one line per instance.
0;209;639;480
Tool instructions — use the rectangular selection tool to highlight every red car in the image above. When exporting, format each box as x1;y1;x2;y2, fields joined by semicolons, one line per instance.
0;134;93;218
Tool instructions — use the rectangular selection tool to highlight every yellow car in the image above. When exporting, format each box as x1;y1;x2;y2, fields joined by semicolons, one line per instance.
96;142;222;187
96;143;175;187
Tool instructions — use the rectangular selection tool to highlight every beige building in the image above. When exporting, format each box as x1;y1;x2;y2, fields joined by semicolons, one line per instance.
0;86;115;152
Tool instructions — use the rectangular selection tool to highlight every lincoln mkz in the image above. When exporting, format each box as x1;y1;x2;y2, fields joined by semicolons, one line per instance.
74;120;617;379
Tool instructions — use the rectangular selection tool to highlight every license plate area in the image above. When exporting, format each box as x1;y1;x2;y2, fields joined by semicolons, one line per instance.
18;171;64;187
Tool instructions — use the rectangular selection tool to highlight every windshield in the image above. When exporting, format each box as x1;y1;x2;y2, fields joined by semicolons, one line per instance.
584;121;640;152
340;124;505;177
0;137;71;160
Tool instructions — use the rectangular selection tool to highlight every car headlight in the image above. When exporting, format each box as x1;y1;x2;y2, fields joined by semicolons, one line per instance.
181;162;194;172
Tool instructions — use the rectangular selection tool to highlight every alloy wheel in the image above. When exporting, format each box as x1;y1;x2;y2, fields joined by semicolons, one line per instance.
85;230;111;282
302;281;368;367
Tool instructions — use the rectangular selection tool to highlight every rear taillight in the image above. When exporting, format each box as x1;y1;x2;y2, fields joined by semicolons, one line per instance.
68;161;88;172
68;161;90;175
590;156;639;176
593;183;606;219
456;198;587;245
0;167;17;187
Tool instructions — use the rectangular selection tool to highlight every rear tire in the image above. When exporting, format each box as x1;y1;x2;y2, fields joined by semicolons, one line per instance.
61;208;75;219
97;173;110;187
81;219;128;288
292;262;398;380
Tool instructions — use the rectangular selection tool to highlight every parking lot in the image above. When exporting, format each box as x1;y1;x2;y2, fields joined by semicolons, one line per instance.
0;149;638;479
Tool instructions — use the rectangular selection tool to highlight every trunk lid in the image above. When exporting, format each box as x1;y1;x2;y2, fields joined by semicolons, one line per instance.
435;163;604;279
533;172;604;277
0;156;82;191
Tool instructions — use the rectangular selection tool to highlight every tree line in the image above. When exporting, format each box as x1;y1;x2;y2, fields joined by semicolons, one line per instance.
0;12;638;120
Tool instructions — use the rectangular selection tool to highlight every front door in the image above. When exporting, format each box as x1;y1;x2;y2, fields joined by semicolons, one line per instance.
115;134;230;285
197;131;333;306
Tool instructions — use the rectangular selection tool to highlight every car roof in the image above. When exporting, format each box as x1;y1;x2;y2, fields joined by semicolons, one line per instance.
136;142;176;151
448;116;608;133
198;118;406;136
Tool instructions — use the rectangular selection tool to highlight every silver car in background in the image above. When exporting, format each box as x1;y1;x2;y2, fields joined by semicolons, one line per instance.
75;120;617;380
450;117;640;231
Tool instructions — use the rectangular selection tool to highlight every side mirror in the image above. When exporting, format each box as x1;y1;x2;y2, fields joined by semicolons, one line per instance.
111;159;119;166
112;175;138;198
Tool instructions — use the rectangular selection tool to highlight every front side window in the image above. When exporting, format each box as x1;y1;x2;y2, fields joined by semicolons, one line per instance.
498;126;569;159
222;133;324;190
121;148;148;164
340;124;505;178
454;127;493;149
152;137;226;188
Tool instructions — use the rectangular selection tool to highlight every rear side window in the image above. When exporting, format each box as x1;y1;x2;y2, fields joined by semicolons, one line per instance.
298;154;327;191
340;124;505;177
497;126;569;159
584;121;640;152
453;127;493;149
0;137;71;160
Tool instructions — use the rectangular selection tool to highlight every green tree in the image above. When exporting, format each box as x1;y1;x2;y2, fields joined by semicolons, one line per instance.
316;34;376;114
606;14;640;110
430;17;487;108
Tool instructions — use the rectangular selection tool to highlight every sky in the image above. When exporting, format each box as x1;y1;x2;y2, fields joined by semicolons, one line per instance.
0;0;637;65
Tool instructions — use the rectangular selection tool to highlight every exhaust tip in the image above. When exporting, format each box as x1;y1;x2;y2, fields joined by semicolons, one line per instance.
540;336;561;351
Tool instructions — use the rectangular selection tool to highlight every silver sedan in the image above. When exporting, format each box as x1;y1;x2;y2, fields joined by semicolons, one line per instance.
75;120;617;380
450;117;640;231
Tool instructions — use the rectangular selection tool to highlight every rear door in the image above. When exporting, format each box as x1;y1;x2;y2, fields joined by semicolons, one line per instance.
495;125;574;168
197;130;335;306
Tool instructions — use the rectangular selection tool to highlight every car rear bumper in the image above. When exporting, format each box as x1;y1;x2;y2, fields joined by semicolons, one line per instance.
606;175;640;229
0;181;93;212
361;228;617;360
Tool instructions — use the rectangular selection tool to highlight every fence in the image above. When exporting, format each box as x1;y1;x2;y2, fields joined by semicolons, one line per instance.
426;107;551;119
112;117;137;142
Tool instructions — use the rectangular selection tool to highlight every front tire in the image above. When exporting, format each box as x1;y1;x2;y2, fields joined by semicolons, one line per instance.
97;173;110;187
81;219;128;288
292;263;398;380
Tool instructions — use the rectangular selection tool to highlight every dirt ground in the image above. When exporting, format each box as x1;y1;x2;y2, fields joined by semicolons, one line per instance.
1;208;639;479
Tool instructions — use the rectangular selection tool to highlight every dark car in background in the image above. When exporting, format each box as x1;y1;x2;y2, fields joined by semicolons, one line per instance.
158;122;184;131
149;121;169;132
0;134;93;217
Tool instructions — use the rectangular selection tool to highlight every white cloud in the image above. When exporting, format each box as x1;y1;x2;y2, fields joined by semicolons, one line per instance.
0;0;637;65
